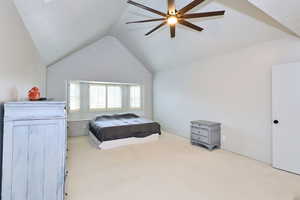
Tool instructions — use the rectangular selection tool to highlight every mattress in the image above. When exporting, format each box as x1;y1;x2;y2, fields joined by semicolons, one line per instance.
89;113;161;142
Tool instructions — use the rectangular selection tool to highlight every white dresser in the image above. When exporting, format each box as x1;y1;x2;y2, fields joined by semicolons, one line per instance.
1;102;67;200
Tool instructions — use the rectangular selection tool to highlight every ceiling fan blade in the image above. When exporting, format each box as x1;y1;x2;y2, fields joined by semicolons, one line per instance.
183;11;225;19
126;18;166;24
127;0;166;17
178;0;205;15
170;24;176;38
145;22;167;36
179;20;204;32
168;0;176;14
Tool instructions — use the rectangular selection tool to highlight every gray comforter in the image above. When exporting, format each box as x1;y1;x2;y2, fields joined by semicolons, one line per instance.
89;113;161;142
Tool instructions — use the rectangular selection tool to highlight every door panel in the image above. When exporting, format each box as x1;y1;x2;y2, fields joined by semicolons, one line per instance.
272;62;300;174
28;124;56;200
11;126;29;200
43;124;61;200
56;119;67;200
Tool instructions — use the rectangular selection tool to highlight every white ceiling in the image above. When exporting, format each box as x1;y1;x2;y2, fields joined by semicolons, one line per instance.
14;0;126;65
248;0;300;37
111;0;293;72
13;0;298;72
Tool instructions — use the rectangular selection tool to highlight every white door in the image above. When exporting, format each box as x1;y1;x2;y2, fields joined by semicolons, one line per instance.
272;62;300;175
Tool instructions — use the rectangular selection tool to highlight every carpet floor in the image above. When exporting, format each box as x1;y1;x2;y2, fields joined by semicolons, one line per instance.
66;133;300;200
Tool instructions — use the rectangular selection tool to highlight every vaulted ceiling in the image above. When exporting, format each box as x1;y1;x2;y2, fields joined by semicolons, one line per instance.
111;0;294;72
14;0;299;72
248;0;300;36
14;0;126;65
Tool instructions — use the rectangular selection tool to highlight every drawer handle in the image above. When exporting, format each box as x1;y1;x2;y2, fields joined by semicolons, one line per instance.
193;135;202;140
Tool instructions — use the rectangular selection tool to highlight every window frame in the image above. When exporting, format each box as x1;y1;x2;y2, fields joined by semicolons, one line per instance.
89;83;107;112
129;85;143;110
88;83;123;112
68;81;81;113
106;84;123;110
67;80;144;114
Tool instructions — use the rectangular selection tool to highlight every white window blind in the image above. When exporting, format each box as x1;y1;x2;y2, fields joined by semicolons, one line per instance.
89;85;106;110
107;86;122;109
68;81;143;113
69;82;80;111
130;86;141;109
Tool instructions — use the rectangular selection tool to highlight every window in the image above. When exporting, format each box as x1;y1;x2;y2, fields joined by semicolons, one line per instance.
68;81;143;113
130;85;142;109
89;85;106;110
69;82;80;111
89;84;122;110
107;86;122;109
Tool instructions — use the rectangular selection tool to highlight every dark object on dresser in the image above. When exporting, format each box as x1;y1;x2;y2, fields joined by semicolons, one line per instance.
191;120;221;150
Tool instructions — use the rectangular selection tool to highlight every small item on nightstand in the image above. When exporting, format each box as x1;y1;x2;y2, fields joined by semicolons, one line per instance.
28;87;40;101
190;120;221;151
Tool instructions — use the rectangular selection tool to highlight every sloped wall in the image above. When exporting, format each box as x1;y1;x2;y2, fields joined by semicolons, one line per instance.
154;36;300;164
47;36;153;119
0;2;45;102
0;1;46;198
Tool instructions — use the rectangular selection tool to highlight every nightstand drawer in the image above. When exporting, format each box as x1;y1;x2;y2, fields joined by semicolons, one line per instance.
191;133;209;144
191;127;209;137
191;123;207;129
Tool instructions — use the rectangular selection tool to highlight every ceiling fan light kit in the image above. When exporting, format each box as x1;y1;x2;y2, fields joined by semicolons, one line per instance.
126;0;225;38
167;16;178;25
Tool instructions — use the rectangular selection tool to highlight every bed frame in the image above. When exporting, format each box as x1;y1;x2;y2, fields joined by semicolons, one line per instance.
88;131;160;150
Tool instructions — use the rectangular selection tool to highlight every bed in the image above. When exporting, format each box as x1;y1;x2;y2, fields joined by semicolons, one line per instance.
89;113;161;149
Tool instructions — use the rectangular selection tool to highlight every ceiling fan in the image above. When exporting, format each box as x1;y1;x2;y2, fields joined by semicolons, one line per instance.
126;0;225;38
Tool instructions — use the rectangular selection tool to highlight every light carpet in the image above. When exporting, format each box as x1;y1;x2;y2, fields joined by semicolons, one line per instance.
66;133;300;200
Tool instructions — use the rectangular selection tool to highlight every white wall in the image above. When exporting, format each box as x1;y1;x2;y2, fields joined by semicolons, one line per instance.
154;36;300;164
0;0;45;195
47;36;153;119
0;0;46;102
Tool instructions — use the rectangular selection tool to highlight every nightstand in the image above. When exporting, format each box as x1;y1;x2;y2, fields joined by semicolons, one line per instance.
191;120;221;150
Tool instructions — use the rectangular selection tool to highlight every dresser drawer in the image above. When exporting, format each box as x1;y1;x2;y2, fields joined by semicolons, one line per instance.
4;102;66;121
191;127;209;137
191;133;209;144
